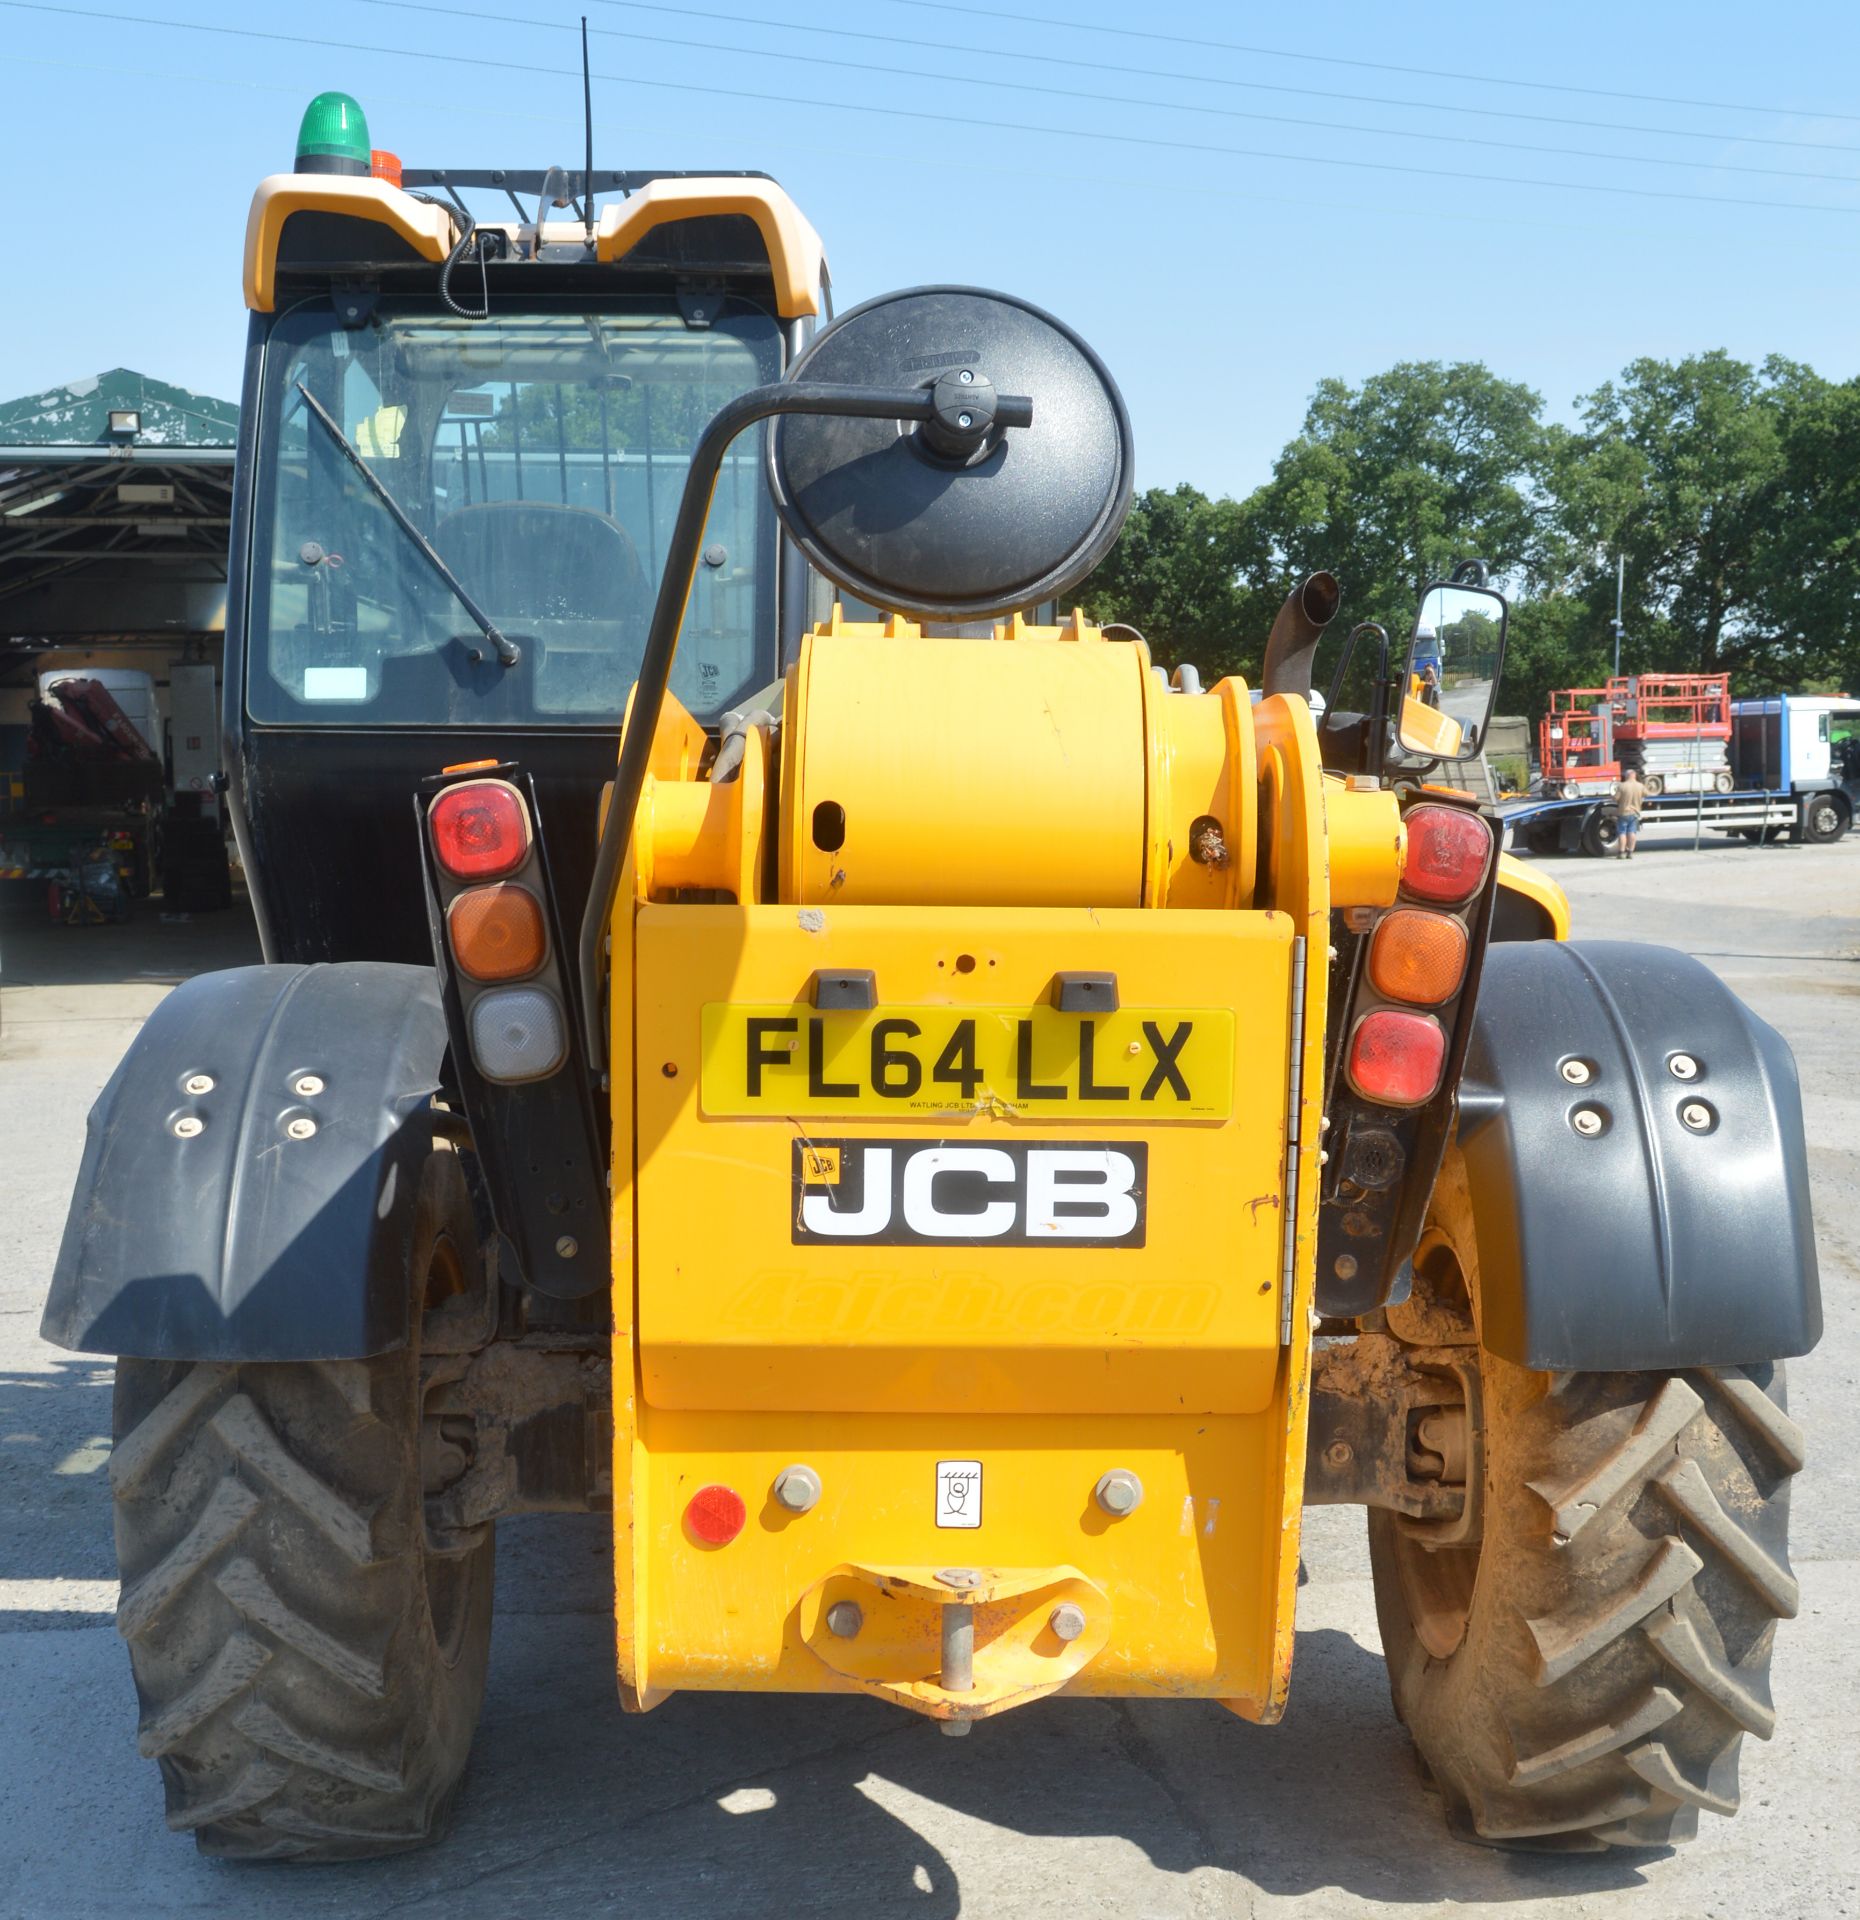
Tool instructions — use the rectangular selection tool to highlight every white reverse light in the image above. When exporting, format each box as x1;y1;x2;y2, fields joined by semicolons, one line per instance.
468;986;566;1083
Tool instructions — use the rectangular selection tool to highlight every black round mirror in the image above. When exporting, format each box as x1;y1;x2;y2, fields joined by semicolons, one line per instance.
767;285;1134;620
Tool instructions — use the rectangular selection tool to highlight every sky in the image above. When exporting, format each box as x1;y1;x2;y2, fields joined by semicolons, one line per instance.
4;0;1860;496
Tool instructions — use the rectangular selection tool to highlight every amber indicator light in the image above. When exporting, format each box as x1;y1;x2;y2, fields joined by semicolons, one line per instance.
1368;908;1469;1007
448;883;548;982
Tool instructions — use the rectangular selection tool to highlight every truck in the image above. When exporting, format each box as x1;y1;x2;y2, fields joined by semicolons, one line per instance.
1506;692;1860;855
39;89;1820;1865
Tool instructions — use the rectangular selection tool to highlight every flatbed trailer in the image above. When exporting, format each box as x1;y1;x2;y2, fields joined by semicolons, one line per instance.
1504;692;1859;856
1499;787;1813;857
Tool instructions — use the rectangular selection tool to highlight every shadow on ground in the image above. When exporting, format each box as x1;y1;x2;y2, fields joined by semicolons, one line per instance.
97;1516;1659;1918
0;885;260;990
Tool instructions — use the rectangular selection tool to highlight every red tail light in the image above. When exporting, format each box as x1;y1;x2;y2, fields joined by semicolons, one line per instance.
1402;805;1492;905
430;780;530;881
1348;1009;1447;1107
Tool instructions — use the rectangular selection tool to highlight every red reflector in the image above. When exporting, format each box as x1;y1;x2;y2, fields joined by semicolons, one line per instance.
1348;1009;1447;1107
430;781;530;881
686;1484;747;1546
1402;804;1492;905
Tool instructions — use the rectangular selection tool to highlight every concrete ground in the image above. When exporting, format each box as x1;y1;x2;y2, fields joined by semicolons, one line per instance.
2;823;1856;1919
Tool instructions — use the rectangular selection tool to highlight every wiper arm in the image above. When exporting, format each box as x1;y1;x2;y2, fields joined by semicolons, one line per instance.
293;381;521;667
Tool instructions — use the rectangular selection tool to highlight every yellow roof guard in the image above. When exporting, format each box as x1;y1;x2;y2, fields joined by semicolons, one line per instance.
244;171;827;318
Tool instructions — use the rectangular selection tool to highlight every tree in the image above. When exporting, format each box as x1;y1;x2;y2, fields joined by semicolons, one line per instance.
1248;361;1552;637
1071;483;1280;681
1072;351;1860;723
1549;352;1851;691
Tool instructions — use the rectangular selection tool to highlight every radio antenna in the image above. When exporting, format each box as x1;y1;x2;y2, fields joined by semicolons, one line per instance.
581;15;596;253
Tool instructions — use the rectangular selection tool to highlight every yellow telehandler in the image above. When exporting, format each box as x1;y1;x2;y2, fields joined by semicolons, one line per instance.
45;92;1819;1859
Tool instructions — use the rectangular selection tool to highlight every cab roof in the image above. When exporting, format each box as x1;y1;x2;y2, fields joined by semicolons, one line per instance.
244;170;829;319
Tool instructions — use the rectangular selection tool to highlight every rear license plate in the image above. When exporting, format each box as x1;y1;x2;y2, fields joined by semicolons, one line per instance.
700;1004;1233;1119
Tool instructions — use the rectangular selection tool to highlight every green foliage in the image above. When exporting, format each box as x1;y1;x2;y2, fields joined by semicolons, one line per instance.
1072;352;1860;728
1071;482;1279;682
1249;361;1550;633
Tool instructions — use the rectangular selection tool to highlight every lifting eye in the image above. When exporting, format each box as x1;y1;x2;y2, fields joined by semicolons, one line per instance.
812;800;847;853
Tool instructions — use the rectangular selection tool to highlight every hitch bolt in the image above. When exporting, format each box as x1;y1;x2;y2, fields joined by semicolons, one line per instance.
1560;1060;1591;1085
1681;1102;1714;1132
1571;1108;1603;1137
939;1718;972;1738
182;1073;214;1096
172;1115;204;1139
772;1464;822;1513
1093;1469;1145;1517
293;1074;324;1097
555;1235;579;1259
936;1567;981;1591
1669;1054;1700;1081
285;1117;317;1140
1049;1602;1087;1643
826;1600;863;1639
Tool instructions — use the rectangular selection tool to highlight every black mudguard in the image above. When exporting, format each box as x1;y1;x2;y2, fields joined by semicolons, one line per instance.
1458;941;1820;1370
42;963;448;1360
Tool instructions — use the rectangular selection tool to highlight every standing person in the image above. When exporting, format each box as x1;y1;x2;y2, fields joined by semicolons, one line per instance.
1420;664;1441;709
1615;767;1647;859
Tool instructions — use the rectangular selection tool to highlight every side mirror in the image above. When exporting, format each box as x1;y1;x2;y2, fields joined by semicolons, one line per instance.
767;285;1134;618
1397;578;1508;762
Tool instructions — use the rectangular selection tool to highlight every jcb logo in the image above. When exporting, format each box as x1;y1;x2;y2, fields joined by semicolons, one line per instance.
792;1139;1147;1248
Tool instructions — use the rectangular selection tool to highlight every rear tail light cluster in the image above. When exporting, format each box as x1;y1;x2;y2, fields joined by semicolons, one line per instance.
428;778;568;1083
1345;802;1493;1109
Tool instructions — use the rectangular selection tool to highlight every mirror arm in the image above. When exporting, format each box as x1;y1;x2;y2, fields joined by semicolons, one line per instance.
576;379;1033;1070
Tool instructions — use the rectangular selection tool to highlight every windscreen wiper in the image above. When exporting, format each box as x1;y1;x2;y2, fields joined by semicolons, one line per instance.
293;381;521;667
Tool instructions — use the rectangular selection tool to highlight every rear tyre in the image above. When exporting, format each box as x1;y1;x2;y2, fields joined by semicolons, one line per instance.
109;1151;494;1860
1370;1151;1803;1852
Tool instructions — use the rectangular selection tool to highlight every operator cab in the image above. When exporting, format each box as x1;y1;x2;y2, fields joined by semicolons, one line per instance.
226;94;828;965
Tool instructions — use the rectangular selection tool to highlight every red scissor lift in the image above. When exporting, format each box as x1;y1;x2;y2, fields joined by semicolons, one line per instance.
1539;686;1619;798
1611;673;1733;794
1538;673;1734;798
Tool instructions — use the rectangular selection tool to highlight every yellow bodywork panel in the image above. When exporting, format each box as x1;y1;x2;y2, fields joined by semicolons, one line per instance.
608;627;1337;1728
622;1408;1289;1716
634;906;1293;1416
1497;850;1572;939
780;617;1258;910
1323;779;1405;909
